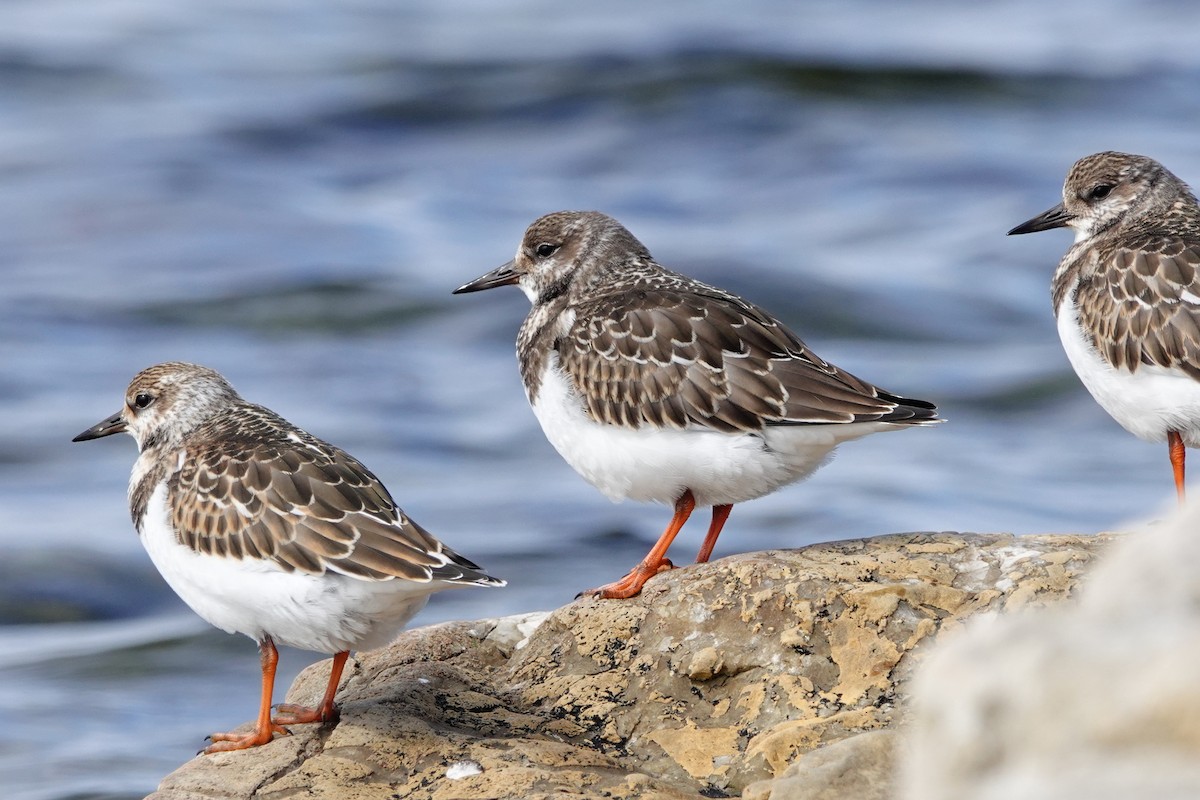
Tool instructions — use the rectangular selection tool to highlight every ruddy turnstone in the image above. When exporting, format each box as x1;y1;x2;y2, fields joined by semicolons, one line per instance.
1009;152;1200;502
454;210;941;599
72;362;503;753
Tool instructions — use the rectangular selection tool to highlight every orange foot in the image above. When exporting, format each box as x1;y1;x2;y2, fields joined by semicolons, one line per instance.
272;702;339;727
203;721;290;753
581;558;675;599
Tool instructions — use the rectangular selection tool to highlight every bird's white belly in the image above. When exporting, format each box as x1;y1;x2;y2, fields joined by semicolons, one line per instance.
1058;298;1200;445
529;359;897;507
138;483;433;653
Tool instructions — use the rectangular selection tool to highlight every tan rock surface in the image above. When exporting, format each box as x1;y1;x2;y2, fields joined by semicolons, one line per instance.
145;531;1113;800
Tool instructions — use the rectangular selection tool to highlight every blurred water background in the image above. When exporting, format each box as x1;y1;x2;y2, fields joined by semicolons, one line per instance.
3;0;1200;796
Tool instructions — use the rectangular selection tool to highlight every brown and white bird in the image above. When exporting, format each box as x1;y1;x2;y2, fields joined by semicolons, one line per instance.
1009;152;1200;502
73;362;503;752
454;211;940;599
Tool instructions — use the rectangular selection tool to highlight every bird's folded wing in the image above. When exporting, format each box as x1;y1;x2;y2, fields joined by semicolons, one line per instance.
169;419;487;582
559;288;931;433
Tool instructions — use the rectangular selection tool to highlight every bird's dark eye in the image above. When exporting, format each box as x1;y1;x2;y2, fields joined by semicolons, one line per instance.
536;243;559;258
133;393;154;409
1087;184;1114;201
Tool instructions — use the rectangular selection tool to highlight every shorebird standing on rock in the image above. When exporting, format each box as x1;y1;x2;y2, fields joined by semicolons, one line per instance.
74;362;504;752
455;210;942;599
1010;151;1200;503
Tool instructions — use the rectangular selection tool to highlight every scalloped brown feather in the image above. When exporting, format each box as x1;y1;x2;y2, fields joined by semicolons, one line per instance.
159;403;483;581
548;284;935;433
1074;236;1200;377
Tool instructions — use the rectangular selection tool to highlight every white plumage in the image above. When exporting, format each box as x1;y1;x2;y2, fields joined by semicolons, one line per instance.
1057;298;1200;447
138;483;435;654
531;355;898;508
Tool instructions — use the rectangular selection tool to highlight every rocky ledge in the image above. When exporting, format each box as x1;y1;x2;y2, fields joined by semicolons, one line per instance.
147;531;1114;800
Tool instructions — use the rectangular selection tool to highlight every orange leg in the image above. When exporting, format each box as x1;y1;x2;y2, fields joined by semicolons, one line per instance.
1169;430;1186;504
205;637;290;753
585;490;696;599
694;504;733;564
274;650;349;726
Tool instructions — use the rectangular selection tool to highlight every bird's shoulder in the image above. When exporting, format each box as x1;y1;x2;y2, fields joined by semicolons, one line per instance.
1075;232;1200;376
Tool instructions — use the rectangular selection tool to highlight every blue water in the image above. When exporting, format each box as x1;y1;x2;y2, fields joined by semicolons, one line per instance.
4;1;1200;797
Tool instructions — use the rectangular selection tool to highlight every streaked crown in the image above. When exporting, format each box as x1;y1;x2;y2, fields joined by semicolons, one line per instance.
511;211;653;304
1061;151;1196;241
120;362;240;451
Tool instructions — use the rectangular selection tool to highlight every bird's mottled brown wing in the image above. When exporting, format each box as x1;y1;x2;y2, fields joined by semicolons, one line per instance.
1077;236;1200;379
168;404;495;583
557;287;936;433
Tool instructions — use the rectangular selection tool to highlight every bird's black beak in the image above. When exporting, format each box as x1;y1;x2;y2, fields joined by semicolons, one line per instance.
453;261;520;294
72;411;128;442
1008;202;1074;236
